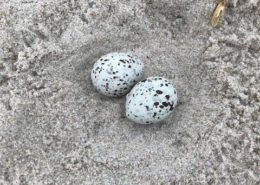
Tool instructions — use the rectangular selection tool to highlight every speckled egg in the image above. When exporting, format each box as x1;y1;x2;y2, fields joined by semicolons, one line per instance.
125;77;177;124
91;53;144;97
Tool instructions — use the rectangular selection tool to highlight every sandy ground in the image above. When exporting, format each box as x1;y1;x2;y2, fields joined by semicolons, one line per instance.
0;0;259;184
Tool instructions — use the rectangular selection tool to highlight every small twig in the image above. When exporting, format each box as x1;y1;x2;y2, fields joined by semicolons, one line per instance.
211;0;229;27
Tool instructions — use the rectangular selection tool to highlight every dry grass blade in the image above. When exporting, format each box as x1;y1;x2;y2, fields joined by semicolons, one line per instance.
211;0;229;27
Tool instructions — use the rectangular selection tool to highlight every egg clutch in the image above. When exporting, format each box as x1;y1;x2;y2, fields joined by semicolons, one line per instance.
91;53;178;124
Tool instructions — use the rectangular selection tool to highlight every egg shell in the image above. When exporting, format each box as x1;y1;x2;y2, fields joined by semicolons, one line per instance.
91;53;144;97
126;77;177;124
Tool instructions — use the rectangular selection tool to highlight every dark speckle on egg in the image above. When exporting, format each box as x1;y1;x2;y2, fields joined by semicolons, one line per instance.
162;102;168;107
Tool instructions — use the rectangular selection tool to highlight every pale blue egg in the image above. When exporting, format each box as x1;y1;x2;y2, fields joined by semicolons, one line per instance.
91;53;144;97
126;77;177;124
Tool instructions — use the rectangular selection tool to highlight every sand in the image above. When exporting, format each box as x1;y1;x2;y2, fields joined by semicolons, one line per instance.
0;0;259;184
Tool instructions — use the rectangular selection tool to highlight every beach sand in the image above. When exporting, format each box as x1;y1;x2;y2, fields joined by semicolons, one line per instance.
0;0;259;184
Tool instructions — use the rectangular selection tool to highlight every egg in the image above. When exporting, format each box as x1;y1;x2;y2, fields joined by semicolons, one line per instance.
125;77;177;124
91;53;144;97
